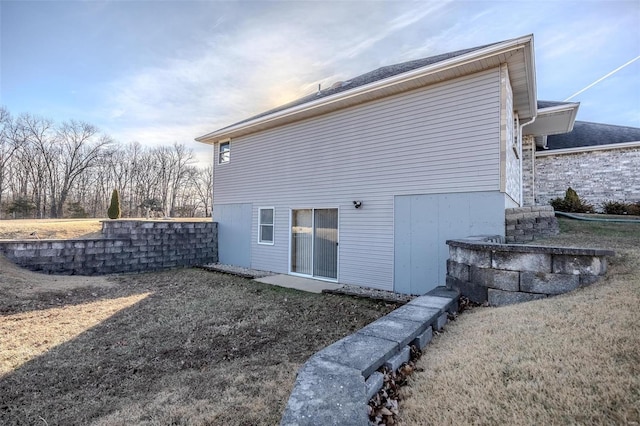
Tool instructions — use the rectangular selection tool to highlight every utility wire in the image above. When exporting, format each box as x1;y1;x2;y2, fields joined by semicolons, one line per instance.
564;54;640;101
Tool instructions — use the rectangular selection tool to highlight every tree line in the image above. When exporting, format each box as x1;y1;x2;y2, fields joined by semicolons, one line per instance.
0;106;212;219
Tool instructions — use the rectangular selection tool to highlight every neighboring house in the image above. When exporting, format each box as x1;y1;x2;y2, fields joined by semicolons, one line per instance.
196;34;578;295
530;121;640;208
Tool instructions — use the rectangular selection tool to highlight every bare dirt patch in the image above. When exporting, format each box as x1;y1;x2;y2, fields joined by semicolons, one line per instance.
0;265;397;425
399;218;640;425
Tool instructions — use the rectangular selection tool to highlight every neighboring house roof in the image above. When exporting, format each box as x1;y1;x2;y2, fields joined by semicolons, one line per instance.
540;121;640;151
196;34;538;144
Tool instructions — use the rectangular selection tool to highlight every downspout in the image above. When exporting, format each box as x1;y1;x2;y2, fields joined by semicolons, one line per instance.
518;115;536;206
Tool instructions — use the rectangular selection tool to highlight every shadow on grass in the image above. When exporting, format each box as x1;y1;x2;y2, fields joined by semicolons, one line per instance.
1;269;396;425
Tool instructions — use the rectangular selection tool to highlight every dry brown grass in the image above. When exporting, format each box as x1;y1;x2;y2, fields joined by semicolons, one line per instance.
0;217;211;240
399;218;640;425
0;219;104;239
0;265;396;425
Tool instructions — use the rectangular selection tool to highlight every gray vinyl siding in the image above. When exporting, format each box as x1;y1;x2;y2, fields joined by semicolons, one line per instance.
214;68;502;290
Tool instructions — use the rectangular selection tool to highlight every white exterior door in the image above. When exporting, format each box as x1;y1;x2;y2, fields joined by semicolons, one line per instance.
290;208;338;280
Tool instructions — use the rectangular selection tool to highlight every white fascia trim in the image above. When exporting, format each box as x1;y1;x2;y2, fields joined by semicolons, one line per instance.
536;140;640;156
196;35;534;143
524;36;537;119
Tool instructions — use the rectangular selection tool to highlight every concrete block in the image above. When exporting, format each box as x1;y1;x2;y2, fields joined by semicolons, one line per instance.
426;286;460;299
315;333;399;378
384;346;410;372
446;276;487;304
579;274;603;287
488;289;546;306
435;312;448;330
408;295;454;314
280;357;368;426
426;286;459;313
449;246;491;268
365;372;384;401
411;327;433;350
447;260;469;282
13;249;37;258
470;266;519;291
491;252;551;273
386;305;441;329
552;255;606;276
357;316;427;348
39;248;61;257
520;271;579;295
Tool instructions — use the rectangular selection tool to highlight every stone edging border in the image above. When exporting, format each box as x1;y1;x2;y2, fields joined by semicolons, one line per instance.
280;286;460;425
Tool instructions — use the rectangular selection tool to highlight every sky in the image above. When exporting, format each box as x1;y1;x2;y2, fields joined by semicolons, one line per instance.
1;0;639;166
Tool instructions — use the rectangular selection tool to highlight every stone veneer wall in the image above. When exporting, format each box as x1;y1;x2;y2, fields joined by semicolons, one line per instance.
521;135;536;206
446;238;613;306
505;206;559;243
535;145;640;209
0;220;217;275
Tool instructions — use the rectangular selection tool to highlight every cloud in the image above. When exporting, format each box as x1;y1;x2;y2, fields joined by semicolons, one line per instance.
95;0;639;163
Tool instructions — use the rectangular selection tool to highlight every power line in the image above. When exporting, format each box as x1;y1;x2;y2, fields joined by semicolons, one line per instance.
564;54;640;101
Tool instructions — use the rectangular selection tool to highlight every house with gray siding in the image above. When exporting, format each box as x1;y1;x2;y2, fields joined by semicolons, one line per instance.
196;34;578;295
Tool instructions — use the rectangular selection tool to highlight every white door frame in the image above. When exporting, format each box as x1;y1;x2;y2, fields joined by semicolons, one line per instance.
288;207;339;282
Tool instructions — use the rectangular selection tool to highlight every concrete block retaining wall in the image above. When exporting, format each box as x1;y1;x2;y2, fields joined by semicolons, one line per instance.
446;238;613;306
281;287;459;425
0;220;218;275
505;205;559;243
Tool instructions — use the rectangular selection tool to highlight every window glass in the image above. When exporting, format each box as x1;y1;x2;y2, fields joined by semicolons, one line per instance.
219;142;230;164
260;208;273;224
258;207;274;244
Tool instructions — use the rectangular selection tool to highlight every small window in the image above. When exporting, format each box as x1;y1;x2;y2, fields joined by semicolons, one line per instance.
259;208;274;244
218;141;230;164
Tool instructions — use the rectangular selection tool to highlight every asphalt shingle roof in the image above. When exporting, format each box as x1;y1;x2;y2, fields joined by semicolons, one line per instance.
220;40;504;131
537;100;574;109
542;121;640;150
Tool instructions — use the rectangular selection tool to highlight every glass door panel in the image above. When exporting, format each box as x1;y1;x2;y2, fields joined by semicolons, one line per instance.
291;209;312;275
313;209;338;279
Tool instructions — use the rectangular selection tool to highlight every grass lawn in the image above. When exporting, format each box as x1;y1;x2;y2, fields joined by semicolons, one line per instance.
0;264;397;425
0;218;104;240
399;218;640;425
0;218;212;240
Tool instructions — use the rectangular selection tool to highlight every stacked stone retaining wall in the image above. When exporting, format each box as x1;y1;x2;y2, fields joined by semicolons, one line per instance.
0;220;217;275
446;238;613;306
505;206;559;243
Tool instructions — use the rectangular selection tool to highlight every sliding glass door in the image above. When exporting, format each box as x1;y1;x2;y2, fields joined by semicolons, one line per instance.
291;208;338;280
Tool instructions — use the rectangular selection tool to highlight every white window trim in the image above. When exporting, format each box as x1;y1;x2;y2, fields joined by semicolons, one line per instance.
218;139;231;165
258;207;275;245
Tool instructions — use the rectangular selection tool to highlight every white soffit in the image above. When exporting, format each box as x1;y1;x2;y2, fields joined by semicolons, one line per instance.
525;103;580;137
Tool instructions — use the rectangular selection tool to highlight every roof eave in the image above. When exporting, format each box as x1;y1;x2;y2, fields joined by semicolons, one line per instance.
196;35;536;144
525;103;580;144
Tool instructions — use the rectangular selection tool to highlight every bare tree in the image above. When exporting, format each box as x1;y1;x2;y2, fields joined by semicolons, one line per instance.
153;143;195;217
0;107;27;217
52;121;112;217
1;107;210;219
16;113;57;218
191;165;213;217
